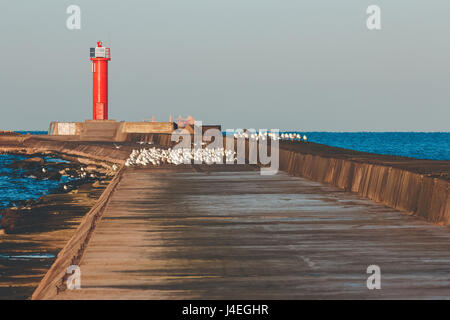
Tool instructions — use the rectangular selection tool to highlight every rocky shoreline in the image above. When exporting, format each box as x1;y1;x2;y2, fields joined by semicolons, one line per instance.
0;153;117;234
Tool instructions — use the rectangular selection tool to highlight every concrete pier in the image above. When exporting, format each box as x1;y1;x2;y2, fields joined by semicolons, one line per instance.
36;165;450;299
1;133;448;299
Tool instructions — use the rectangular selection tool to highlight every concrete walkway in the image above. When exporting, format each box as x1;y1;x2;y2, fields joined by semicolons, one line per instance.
56;165;450;299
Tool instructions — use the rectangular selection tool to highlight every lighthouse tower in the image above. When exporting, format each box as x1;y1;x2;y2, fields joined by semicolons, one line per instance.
90;41;111;120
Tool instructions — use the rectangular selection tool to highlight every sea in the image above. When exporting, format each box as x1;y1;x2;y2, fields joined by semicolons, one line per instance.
0;131;72;211
0;154;71;211
299;132;450;161
0;131;449;213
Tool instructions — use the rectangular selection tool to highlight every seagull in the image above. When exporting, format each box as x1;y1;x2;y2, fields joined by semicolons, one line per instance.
113;143;121;149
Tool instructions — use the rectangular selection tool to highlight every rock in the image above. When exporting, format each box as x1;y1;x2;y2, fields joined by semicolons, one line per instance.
47;171;62;181
22;168;61;181
7;157;45;169
24;157;45;165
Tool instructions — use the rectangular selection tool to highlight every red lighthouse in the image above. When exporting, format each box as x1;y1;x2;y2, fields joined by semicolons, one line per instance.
90;41;111;120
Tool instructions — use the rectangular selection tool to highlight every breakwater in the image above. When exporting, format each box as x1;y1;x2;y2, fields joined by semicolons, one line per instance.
4;132;444;299
34;164;450;300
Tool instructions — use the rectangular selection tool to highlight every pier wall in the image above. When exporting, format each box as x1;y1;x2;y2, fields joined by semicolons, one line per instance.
277;144;449;226
232;138;448;225
22;138;129;165
0;138;129;169
124;133;174;145
48;121;176;142
120;122;175;134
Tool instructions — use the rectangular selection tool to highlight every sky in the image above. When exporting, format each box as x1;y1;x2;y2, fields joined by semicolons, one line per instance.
0;0;449;131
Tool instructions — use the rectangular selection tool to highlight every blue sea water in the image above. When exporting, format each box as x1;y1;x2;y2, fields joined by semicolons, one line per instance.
15;131;47;136
298;132;450;161
0;154;70;210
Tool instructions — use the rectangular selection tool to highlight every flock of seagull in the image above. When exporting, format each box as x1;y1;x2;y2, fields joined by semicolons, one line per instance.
281;133;307;141
125;132;308;167
232;132;307;141
125;147;236;166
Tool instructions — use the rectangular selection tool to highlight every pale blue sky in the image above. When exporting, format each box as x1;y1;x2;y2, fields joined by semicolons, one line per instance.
0;0;449;131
